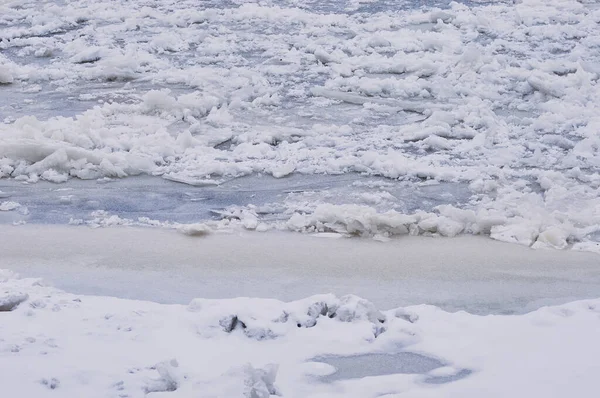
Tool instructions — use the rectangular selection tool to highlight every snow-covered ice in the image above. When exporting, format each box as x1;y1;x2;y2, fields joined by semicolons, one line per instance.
2;0;600;396
2;225;599;315
2;261;600;398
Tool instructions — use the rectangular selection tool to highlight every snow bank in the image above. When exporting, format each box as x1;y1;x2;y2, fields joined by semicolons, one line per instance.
284;203;585;249
1;269;599;397
188;293;387;340
69;210;219;235
61;199;584;250
0;292;28;311
56;197;597;252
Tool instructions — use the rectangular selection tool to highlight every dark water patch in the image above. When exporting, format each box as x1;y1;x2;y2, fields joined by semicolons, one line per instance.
424;368;473;384
0;173;472;225
313;352;471;384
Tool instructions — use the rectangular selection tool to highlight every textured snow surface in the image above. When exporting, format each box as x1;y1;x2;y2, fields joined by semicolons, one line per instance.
2;2;599;394
2;268;600;398
1;0;600;250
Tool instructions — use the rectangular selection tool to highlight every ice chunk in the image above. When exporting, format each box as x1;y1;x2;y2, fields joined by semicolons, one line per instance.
0;201;20;211
145;359;181;393
0;292;29;311
532;227;569;250
288;204;416;237
331;295;386;325
368;36;391;48
310;87;442;114
314;48;339;64
0;64;14;84
491;223;539;247
244;364;279;398
176;223;211;237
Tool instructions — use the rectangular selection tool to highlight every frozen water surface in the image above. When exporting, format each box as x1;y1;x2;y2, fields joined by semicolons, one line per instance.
1;3;600;395
315;353;441;380
2;225;599;315
313;352;472;384
1;0;600;312
0;174;471;224
2;0;600;252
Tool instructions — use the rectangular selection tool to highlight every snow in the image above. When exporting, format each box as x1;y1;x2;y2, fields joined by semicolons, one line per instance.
0;201;21;211
1;172;597;250
2;261;600;398
0;291;28;312
1;0;600;395
0;64;15;84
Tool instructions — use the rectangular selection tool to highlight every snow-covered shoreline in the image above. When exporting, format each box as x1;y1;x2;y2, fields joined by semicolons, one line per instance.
2;1;600;395
2;225;599;397
2;262;600;398
2;173;600;253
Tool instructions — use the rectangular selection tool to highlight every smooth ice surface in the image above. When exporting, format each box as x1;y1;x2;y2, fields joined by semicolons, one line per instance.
0;174;470;224
2;225;599;314
314;353;445;381
314;352;472;384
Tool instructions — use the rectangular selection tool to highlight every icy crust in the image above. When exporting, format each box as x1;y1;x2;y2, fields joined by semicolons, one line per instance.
2;1;600;182
2;270;600;397
68;203;596;252
1;0;600;250
286;203;598;250
0;272;394;398
188;294;388;340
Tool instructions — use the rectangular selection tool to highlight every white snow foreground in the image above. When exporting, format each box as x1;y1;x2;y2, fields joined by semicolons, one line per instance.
2;269;600;397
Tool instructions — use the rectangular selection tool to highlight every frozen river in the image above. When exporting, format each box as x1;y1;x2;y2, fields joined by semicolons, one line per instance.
2;2;600;397
0;174;472;224
2;0;600;250
2;225;599;315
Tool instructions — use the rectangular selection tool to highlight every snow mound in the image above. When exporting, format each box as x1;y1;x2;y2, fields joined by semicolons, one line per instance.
0;201;21;211
188;295;386;340
176;223;211;237
0;292;29;311
188;294;388;341
2;268;600;397
287;204;417;237
284;203;581;250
